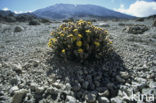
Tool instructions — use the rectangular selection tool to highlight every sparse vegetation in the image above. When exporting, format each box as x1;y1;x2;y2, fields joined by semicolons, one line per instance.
48;20;112;62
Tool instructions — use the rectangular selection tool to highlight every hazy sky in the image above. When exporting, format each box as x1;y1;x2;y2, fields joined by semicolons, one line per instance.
0;0;156;17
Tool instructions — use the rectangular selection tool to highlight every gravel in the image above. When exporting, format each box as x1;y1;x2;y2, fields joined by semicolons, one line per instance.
0;19;156;103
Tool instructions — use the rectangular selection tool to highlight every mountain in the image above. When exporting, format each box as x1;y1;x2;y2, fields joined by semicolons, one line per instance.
33;4;135;19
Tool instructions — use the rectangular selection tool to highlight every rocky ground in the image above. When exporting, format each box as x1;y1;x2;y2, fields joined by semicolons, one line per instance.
0;18;156;103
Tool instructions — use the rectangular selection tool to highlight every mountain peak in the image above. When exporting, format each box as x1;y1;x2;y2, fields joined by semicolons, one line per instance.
33;3;135;19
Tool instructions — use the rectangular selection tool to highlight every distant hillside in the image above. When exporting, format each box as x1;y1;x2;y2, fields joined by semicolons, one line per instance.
0;10;51;23
33;4;135;19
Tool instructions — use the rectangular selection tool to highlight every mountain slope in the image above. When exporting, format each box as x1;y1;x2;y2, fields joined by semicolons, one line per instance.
33;4;135;19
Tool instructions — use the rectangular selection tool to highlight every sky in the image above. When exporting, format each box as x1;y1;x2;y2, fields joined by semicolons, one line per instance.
0;0;156;17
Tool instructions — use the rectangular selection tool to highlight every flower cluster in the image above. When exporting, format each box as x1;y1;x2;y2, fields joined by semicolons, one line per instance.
48;20;112;62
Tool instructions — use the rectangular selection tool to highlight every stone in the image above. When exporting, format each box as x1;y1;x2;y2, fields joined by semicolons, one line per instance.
14;26;24;32
116;75;125;83
94;81;100;87
29;20;40;25
72;82;81;91
65;83;72;91
30;83;38;91
12;63;23;74
52;82;63;89
99;23;110;27
0;91;4;96
46;87;58;100
98;97;110;103
66;95;77;103
123;25;149;34
107;83;114;90
35;87;45;94
85;93;96;103
120;72;129;79
98;89;110;97
10;78;19;85
12;89;28;103
153;19;156;27
82;81;89;89
152;60;156;66
0;96;7;101
111;97;122;103
10;86;19;95
149;81;156;88
136;18;144;22
0;63;2;68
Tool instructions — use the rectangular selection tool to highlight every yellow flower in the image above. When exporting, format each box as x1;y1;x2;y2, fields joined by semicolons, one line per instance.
48;38;57;48
86;29;91;34
109;41;112;44
88;22;91;25
63;27;68;31
78;34;83;38
76;41;82;47
48;41;52;47
98;27;102;30
94;41;100;47
77;48;83;53
60;24;66;29
79;19;84;23
105;30;108;34
73;29;78;33
72;36;77;41
61;49;65;53
50;38;57;43
60;33;64;37
67;34;73;37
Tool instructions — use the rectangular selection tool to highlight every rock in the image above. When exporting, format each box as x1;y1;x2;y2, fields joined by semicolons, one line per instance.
10;86;19;95
0;96;7;101
72;82;81;91
29;19;40;25
66;95;77;103
152;60;156;66
107;83;115;90
118;23;125;26
153;19;156;27
12;63;23;74
98;89;110;97
142;88;156;95
149;81;156;88
123;25;149;34
0;91;4;96
14;26;24;32
136;18;144;22
99;23;110;27
111;97;122;103
46;87;59;100
52;82;63;89
0;63;2;68
120;72;129;79
40;18;51;23
5;16;16;22
12;89;28;103
35;87;45;94
98;97;110;103
116;75;125;83
10;78;19;85
85;93;96;103
94;81;100;87
65;83;71;91
30;83;38;91
82;81;89;89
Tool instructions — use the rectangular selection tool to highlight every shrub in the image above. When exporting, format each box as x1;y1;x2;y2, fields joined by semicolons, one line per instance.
48;20;113;62
29;19;40;25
